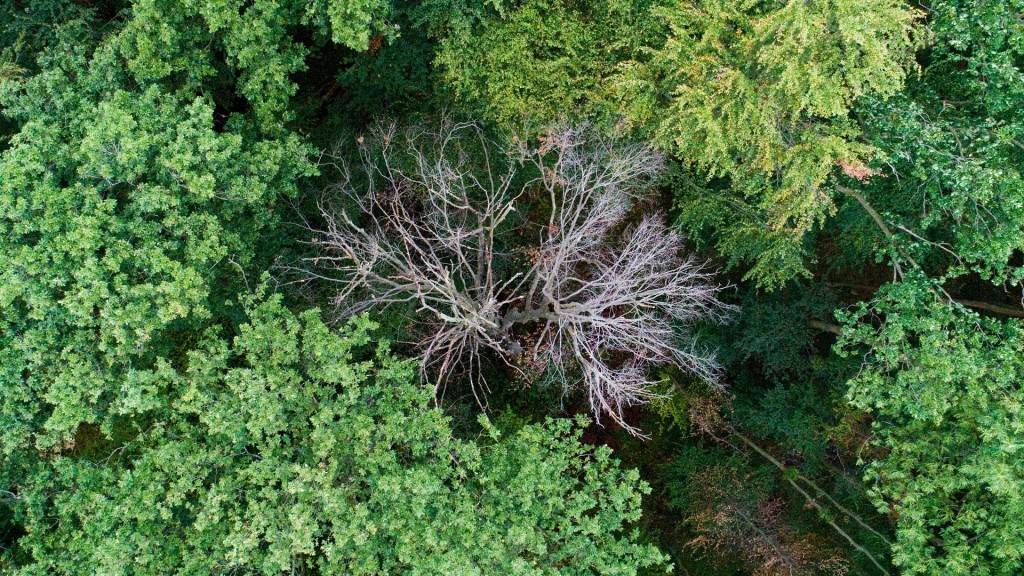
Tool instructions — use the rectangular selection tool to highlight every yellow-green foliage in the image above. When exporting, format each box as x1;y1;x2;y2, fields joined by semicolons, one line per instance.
433;0;657;129
625;0;921;287
5;1;1024;574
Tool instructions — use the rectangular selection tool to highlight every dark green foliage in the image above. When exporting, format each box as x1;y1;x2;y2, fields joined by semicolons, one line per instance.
854;0;1024;288
645;2;1024;573
662;443;860;576
817;4;1024;572
0;0;102;147
3;0;1024;574
0;0;101;74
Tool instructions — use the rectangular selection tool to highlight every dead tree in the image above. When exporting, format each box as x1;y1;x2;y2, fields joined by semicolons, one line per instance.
306;120;732;434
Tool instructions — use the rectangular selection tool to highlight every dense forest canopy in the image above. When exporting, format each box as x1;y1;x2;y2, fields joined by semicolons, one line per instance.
1;0;1022;575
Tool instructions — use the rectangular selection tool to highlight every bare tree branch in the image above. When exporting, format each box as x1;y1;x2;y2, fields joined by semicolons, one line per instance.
307;120;733;434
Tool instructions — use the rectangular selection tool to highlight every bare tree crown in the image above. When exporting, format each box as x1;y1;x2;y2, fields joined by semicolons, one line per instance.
308;120;731;434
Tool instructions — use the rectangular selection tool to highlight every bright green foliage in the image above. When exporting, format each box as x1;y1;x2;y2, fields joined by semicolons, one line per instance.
838;278;1024;575
430;0;657;128
855;0;1024;287
0;0;101;147
0;0;407;457
115;0;394;126
6;295;666;575
825;7;1024;570
1;7;671;574
627;0;920;288
5;0;1024;574
0;43;312;457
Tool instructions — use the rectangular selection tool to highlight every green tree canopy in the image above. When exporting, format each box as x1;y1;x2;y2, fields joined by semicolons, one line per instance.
0;42;312;457
629;0;921;288
429;0;657;128
0;0;405;457
4;1;1024;574
838;278;1024;575
5;294;666;575
828;5;1024;571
